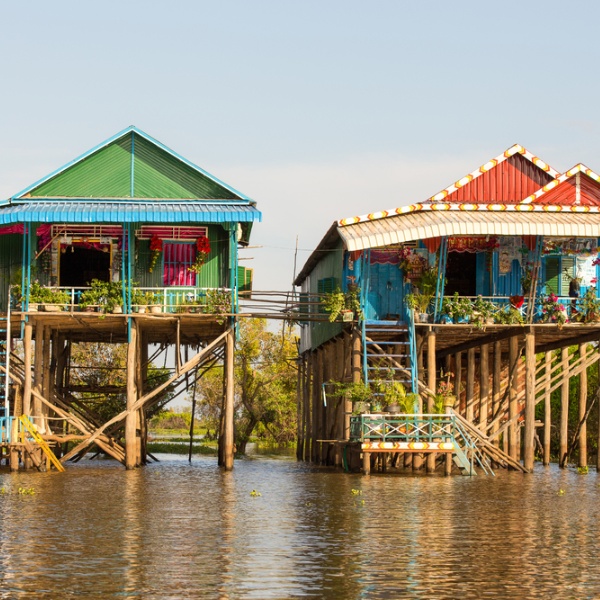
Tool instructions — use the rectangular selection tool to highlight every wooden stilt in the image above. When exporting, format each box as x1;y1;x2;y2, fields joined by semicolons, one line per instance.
362;451;370;475
125;319;139;470
296;357;304;460
579;343;587;468
491;341;501;449
33;322;44;431
479;343;489;427
543;351;552;466
508;336;519;462
466;347;475;422
426;330;436;473
559;347;569;468
223;328;235;471
455;351;463;413
524;330;536;472
22;322;33;418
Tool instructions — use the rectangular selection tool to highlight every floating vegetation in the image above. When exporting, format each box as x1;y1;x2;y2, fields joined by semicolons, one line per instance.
557;489;566;496
351;489;362;496
577;466;589;475
250;490;261;497
18;487;35;496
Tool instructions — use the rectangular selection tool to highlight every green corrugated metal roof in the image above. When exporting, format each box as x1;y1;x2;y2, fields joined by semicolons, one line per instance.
18;127;246;201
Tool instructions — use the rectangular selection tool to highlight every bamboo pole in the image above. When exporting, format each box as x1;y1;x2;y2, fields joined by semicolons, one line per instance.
427;330;436;473
492;341;501;449
508;335;519;462
32;322;44;430
125;319;138;470
466;347;475;423
559;347;569;468
480;343;489;428
223;327;235;471
305;353;313;462
543;352;552;466
524;330;536;472
296;356;304;461
22;321;33;418
579;343;587;468
455;351;463;414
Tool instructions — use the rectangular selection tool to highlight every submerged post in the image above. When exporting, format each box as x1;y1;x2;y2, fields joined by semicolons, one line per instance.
223;327;235;471
125;319;139;470
523;330;536;472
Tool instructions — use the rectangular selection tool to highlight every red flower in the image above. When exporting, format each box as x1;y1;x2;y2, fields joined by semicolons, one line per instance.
149;235;163;252
196;235;211;254
509;295;524;309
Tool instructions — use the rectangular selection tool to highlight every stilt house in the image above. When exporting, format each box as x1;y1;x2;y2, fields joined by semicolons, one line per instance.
0;126;261;470
295;144;600;474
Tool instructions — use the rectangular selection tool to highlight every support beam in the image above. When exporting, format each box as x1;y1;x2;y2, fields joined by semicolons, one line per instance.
125;319;139;470
578;343;587;468
524;330;536;472
466;348;475;423
426;331;436;473
22;322;33;418
508;336;519;462
223;327;235;471
543;352;552;466
559;347;569;468
479;343;489;427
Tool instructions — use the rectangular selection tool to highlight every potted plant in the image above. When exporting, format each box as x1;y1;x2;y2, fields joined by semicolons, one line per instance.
495;305;525;325
28;282;69;311
382;380;407;413
472;296;497;330
406;291;433;322
330;380;372;414
539;293;568;329
577;287;600;323
442;292;473;323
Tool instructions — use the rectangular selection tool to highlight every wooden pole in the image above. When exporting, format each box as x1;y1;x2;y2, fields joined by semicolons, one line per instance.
455;351;463;414
559;347;569;468
524;330;536;472
466;347;475;423
22;322;33;418
125;319;138;470
492;340;501;449
426;330;436;473
543;351;552;466
578;343;587;468
223;328;235;471
508;335;519;462
305;353;313;462
296;356;304;461
479;343;489;427
32;322;44;430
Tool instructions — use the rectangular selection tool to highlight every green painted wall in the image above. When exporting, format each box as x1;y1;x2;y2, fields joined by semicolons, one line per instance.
0;235;24;311
308;240;344;349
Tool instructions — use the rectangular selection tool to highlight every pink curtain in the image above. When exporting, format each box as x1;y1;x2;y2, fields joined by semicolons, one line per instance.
163;243;196;286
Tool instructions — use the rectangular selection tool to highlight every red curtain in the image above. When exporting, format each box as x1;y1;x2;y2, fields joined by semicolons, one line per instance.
163;243;196;286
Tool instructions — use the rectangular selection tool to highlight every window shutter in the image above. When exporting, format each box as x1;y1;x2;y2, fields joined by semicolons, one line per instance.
545;257;559;294
561;257;575;295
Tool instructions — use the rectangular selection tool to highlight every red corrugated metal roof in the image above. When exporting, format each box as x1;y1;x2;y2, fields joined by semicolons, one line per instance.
523;164;600;206
426;144;558;204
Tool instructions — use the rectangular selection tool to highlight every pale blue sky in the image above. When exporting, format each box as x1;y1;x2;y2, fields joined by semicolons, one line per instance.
2;1;600;289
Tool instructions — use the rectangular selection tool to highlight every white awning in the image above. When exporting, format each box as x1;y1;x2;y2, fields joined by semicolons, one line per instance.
337;210;600;251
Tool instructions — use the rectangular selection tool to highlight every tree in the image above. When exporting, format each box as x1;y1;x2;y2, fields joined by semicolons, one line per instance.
190;319;298;454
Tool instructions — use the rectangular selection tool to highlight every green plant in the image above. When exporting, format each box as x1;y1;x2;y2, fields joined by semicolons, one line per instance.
539;293;568;328
406;291;433;314
577;287;600;323
442;292;473;322
330;380;371;403
472;296;497;329
495;306;525;324
322;286;362;322
205;288;232;323
80;279;123;313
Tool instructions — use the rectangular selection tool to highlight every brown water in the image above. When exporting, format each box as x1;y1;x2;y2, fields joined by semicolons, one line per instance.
0;455;598;599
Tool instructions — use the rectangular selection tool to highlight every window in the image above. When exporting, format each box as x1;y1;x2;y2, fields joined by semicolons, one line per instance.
163;243;196;286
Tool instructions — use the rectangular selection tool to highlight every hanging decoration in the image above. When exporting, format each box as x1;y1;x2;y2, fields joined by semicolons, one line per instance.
543;237;598;256
447;236;499;253
189;235;211;274
149;235;163;273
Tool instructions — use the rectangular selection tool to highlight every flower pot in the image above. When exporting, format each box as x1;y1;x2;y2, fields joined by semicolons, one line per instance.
27;303;38;312
137;306;147;314
353;401;370;414
112;306;123;314
150;305;162;314
443;395;457;408
386;403;401;414
42;304;63;312
418;312;431;323
341;310;354;322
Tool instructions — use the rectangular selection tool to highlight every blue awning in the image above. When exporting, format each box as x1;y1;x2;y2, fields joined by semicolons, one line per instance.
0;201;262;224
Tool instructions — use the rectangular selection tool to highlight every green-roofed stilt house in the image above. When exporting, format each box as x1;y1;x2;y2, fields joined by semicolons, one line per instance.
0;126;261;471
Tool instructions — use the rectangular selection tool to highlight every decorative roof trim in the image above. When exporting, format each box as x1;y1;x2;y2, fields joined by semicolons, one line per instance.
337;144;560;226
521;163;600;204
11;126;252;202
338;201;600;227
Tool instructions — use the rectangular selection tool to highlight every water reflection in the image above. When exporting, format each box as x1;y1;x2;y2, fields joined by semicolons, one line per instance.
0;458;599;598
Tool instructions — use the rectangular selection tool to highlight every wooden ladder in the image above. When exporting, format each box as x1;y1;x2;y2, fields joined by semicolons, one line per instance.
19;416;65;472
